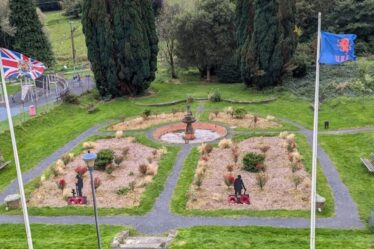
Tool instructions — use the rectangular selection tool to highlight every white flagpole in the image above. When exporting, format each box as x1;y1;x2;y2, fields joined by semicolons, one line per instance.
310;12;322;249
0;59;34;249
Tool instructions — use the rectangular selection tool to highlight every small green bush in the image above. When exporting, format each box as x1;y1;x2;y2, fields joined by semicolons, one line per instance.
142;109;152;119
116;187;130;196
233;108;247;119
208;89;221;102
243;152;265;172
95;149;115;170
62;91;80;105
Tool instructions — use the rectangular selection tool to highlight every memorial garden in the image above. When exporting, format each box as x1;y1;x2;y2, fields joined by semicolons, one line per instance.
0;0;373;248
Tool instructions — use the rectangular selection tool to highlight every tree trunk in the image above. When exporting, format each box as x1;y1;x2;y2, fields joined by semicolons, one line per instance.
206;67;211;82
170;54;177;79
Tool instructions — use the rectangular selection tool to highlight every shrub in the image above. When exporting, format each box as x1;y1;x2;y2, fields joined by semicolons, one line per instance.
223;173;235;188
219;139;233;149
122;147;130;157
196;167;205;178
256;163;266;172
94;177;101;189
259;144;270;153
224;106;234;116
87;104;98;114
256;173;268;190
291;163;301;173
57;178;66;190
83;142;94;150
61;154;72;165
142;109;152;119
147;163;158;176
216;55;242;83
293;175;303;189
186;96;194;104
279;131;289;139
105;164;115;174
138;164;148;176
233;108;247;119
61;91;80;105
289;152;301;163
208;89;221;102
226;164;234;172
231;145;239;163
213;110;220;117
114;155;124;165
198;143;213;155
115;130;124;139
171;108;178;116
75;165;88;176
56;159;65;169
286;134;296;144
194;175;203;189
95;149;115;170
243;153;265;172
129;181;136;191
116;187;130;196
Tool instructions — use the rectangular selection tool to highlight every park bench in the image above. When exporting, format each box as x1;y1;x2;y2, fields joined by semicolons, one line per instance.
360;157;374;173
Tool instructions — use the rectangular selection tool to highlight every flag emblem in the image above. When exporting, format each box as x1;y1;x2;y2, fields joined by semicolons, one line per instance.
319;32;357;65
0;48;46;80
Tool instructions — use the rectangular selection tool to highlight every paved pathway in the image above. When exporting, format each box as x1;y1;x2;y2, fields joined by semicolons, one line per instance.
0;116;369;234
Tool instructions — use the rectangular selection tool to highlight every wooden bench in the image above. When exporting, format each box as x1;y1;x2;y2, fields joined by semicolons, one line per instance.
360;158;374;173
0;161;10;171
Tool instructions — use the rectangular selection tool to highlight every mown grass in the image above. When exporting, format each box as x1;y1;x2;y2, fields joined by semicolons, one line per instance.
319;132;374;222
0;134;180;216
170;133;334;218
0;224;128;249
169;226;374;249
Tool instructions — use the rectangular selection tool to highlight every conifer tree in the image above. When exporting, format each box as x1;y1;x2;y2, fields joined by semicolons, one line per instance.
237;0;297;88
82;0;158;97
9;0;54;65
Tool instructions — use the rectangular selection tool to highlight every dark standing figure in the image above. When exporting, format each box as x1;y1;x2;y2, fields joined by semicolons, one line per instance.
76;174;83;197
234;175;246;199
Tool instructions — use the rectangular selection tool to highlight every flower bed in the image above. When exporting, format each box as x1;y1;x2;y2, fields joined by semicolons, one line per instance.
208;112;280;129
186;136;311;210
111;112;185;131
28;138;166;208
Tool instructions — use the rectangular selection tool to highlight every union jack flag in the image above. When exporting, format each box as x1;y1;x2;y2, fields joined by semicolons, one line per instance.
0;48;46;80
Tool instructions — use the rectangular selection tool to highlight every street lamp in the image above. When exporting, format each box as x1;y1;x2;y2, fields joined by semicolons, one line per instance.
82;151;102;249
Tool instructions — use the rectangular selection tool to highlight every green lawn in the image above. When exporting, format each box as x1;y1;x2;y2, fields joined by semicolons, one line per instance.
5;83;21;95
320;132;374;222
170;133;334;218
45;11;87;69
169;226;374;249
0;224;128;249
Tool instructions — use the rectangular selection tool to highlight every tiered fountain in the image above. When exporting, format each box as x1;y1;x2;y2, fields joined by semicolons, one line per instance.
153;105;227;144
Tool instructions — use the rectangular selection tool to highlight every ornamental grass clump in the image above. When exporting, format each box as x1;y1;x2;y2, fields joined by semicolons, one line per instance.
233;108;247;119
198;143;213;155
115;130;124;139
147;163;158;176
231;145;240;163
194;175;203;189
219;139;233;149
226;164;234;172
243;152;265;172
223;173;235;188
114;155;124;165
256;172;268;190
105;164;115;174
293;175;303;189
208;89;221;102
138;164;148;176
142;109;152;120
95;149;115;170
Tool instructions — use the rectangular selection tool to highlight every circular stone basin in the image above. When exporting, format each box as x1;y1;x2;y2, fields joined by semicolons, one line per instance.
153;122;227;144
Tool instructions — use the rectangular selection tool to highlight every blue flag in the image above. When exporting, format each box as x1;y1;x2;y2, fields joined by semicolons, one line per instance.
319;32;357;65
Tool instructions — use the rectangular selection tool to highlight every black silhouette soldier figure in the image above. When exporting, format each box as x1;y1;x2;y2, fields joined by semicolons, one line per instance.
234;175;246;201
76;174;83;197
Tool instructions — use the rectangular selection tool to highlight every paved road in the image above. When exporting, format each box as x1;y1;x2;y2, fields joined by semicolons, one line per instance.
0;117;368;234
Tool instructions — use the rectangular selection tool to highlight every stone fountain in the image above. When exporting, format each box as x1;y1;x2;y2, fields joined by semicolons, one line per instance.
182;105;196;140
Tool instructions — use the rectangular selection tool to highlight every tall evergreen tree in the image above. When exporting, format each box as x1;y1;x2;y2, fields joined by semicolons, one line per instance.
237;0;297;88
82;0;158;97
9;0;54;65
0;0;15;49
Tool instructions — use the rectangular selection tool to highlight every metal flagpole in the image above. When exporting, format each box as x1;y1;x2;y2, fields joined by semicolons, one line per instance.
310;12;322;249
0;59;34;249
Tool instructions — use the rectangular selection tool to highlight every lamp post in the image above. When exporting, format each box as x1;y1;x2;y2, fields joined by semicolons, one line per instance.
82;151;102;249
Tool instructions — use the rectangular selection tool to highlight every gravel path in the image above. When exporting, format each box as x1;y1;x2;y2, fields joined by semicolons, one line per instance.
0;115;368;234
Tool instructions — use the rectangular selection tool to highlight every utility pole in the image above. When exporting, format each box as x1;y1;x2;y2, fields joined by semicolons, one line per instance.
69;21;77;65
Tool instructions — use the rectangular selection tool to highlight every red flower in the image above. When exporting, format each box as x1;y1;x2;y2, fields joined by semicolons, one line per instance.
75;165;88;176
57;178;66;190
201;156;209;162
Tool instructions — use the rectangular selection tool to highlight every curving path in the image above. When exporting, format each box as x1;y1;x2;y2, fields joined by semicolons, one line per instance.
0;115;370;234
